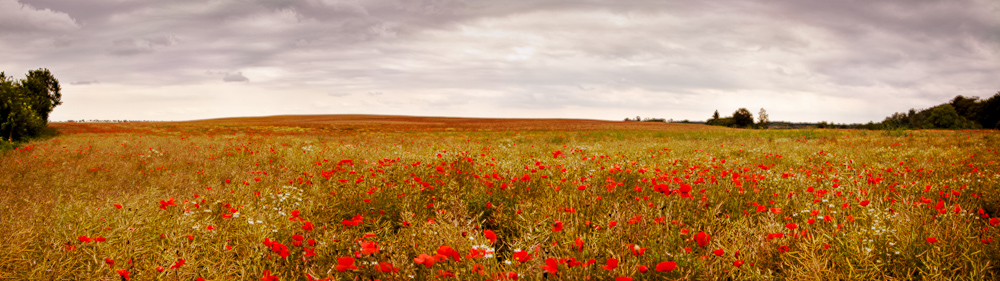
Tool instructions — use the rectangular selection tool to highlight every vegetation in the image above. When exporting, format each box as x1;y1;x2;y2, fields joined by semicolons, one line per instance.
1;119;998;280
881;93;1000;130
707;108;767;129
0;68;62;144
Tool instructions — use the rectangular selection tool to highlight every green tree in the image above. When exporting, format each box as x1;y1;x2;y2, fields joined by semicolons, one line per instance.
923;104;979;129
20;68;62;123
1;69;61;142
732;108;753;128
712;110;720;120
757;108;769;129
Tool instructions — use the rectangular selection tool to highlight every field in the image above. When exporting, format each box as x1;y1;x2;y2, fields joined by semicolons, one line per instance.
2;115;999;280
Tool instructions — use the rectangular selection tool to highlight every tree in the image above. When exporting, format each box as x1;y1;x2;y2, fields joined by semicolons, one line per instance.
732;108;753;128
21;68;62;124
757;108;769;129
711;110;720;120
1;69;62;142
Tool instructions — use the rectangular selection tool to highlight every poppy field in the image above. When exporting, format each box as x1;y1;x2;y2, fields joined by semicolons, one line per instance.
1;118;999;280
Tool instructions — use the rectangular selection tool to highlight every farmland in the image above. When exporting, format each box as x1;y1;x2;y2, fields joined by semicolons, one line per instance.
1;116;999;280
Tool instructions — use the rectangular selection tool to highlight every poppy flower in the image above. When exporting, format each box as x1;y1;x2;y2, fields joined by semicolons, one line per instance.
260;270;279;281
302;221;315;231
78;236;91;243
414;253;436;268
602;258;619;270
778;245;790;253
860;200;870;207
513;250;533;263
694;231;710;248
631;245;647;256
360;241;379;255
379;262;399;273
927;237;939;243
574;237;585;252
552;220;564;232
734;260;744;267
655;261;677;272
484;229;497;244
990;218;999;226
437;245;461;262
712;249;724;256
638;265;649;273
116;269;130;280
542;258;559;274
105;258;114;269
616;278;633;281
335;256;358;271
785;223;798;230
170;258;185;269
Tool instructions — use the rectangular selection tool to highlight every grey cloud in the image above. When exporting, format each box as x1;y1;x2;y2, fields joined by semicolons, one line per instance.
71;80;99;85
8;0;999;123
223;72;249;82
108;35;178;56
0;0;80;33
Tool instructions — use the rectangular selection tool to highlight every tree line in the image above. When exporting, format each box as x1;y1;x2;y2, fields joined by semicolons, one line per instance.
706;108;770;129
1;68;62;143
703;91;999;130
880;93;1000;129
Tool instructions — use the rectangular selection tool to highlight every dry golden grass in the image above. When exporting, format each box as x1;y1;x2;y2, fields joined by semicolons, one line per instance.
2;116;997;280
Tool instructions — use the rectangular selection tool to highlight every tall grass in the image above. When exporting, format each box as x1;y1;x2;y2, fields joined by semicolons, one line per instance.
1;123;998;280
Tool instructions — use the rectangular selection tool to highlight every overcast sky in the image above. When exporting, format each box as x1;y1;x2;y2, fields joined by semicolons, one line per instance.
2;0;997;123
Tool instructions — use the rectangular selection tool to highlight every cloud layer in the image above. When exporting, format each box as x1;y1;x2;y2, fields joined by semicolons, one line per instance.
2;0;997;122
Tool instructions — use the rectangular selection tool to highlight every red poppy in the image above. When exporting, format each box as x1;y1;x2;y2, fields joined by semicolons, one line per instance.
860;200;870;207
78;236;91;243
414;253;436;268
302;221;315;231
260;270;279;281
574;237;585;252
484;229;497;244
378;262;399;273
437;245;461;262
159;197;176;210
694;231;710;248
116;269;130;280
616;277;633;281
335;256;358;271
734;260;744;267
712;249;724;256
655;261;677;272
361;241;379;255
542;258;559;274
638;265;648;273
602;258;619;270
990;218;999;226
926;237;939;243
105;258;114;269
170;258;185;269
552;220;564;232
785;223;798;230
778;245;790;253
513;250;533;263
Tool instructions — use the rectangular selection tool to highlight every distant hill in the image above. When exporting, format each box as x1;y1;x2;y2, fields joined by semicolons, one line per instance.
180;114;732;132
